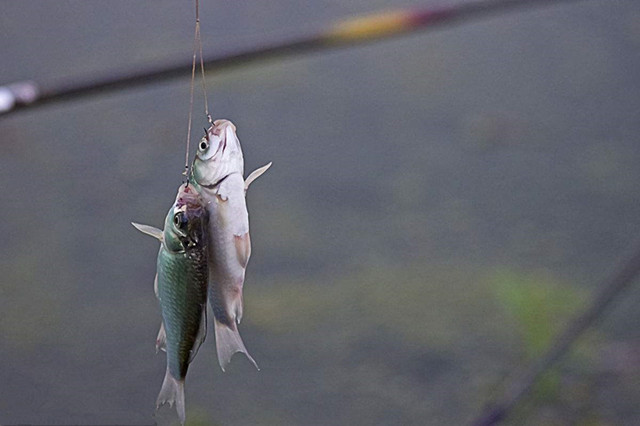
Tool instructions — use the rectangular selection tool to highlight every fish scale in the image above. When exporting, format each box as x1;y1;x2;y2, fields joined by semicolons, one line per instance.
157;247;207;379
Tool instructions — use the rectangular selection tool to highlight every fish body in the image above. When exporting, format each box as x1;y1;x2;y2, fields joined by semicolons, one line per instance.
190;119;270;371
133;183;209;424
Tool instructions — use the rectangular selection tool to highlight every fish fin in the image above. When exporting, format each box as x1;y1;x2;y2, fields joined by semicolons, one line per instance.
155;322;166;353
234;232;251;269
235;294;244;325
156;368;186;425
188;309;207;363
244;162;272;192
153;274;159;298
131;222;163;242
214;318;259;372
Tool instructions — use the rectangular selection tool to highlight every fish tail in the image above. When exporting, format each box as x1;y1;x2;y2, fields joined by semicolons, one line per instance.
214;318;259;372
156;368;186;425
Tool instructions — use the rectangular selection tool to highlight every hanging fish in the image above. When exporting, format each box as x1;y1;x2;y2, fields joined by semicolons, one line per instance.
190;119;271;371
132;183;209;425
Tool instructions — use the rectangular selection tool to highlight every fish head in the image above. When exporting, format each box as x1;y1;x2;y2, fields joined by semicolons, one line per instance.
163;183;208;252
191;119;244;187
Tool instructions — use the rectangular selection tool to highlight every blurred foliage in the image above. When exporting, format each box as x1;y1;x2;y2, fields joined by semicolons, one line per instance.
490;269;613;425
491;269;586;358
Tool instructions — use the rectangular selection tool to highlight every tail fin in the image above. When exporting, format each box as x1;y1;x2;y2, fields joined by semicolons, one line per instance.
156;368;186;425
214;318;259;372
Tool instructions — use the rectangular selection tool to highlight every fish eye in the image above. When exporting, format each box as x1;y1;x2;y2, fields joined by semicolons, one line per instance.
173;212;185;229
199;140;208;151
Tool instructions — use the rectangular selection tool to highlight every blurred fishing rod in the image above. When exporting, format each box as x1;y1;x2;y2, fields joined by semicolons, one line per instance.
471;242;640;426
0;0;583;117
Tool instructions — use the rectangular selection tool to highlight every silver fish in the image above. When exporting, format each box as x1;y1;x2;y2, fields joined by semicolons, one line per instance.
190;119;271;371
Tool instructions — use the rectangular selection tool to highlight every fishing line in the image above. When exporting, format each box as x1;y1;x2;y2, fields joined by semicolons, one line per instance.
196;10;212;125
183;0;212;184
183;14;198;183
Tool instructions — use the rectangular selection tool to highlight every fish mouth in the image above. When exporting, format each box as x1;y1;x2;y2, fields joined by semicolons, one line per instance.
174;184;207;249
212;135;226;157
176;184;205;211
213;119;236;133
212;119;237;155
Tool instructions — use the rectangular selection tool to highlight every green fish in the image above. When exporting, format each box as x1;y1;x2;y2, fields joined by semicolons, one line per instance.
132;183;209;425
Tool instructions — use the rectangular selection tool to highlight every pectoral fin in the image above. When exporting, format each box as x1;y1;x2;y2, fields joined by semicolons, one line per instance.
234;232;251;269
132;222;163;242
155;322;166;353
244;162;272;192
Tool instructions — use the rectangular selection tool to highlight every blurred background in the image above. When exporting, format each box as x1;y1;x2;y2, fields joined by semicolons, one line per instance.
1;0;639;425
